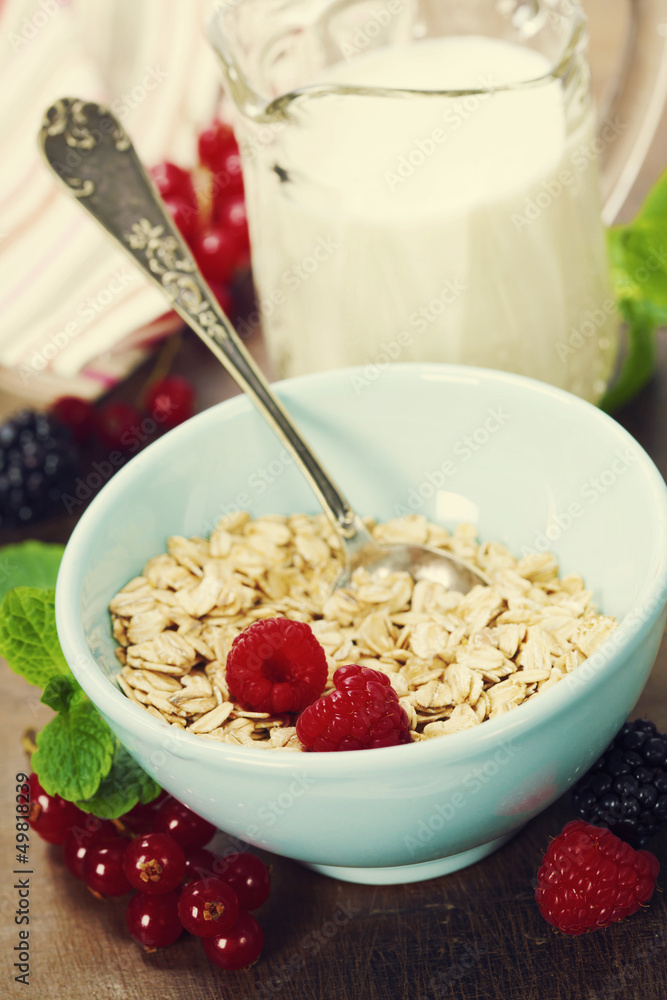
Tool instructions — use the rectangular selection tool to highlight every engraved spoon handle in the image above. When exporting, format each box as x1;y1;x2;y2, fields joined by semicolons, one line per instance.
39;98;366;543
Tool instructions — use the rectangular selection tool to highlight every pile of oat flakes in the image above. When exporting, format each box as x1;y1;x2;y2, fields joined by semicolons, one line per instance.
110;512;618;752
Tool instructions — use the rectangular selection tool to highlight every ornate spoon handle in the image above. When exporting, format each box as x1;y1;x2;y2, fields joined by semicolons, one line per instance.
39;98;364;541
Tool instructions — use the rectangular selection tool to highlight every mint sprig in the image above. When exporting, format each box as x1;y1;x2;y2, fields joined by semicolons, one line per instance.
41;674;86;713
602;169;667;412
31;700;115;802
0;540;64;603
0;563;161;818
76;744;161;818
0;588;70;687
599;301;659;413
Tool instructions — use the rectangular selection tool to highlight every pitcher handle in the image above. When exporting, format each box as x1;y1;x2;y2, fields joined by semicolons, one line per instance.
599;0;667;223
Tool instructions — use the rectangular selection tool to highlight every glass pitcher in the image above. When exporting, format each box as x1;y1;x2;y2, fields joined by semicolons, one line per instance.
208;0;667;403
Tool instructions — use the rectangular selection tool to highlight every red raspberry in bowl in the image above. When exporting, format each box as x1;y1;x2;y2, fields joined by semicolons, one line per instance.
535;819;660;935
296;664;412;752
226;617;327;715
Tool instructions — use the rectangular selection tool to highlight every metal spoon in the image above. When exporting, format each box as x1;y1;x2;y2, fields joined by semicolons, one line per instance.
39;98;488;594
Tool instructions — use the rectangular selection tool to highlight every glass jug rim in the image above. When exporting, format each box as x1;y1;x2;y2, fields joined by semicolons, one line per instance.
207;0;588;122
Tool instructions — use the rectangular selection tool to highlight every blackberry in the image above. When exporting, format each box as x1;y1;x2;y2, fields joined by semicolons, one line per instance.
0;410;79;529
571;719;667;847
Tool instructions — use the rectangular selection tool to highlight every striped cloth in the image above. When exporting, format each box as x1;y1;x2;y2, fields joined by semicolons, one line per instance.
0;0;222;404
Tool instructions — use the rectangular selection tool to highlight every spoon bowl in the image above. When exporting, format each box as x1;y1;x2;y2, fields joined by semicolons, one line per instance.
39;98;487;596
336;522;491;591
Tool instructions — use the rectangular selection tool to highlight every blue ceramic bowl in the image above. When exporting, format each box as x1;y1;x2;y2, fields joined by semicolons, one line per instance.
56;365;667;884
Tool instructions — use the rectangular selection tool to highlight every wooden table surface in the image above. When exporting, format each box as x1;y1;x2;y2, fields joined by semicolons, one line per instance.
3;3;667;998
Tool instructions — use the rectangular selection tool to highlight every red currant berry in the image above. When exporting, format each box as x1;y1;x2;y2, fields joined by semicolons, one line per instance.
122;833;186;894
120;800;157;835
216;194;250;253
163;195;200;244
198;121;237;172
194;226;240;284
62;818;118;880
203;912;264;970
28;773;86;845
144;376;195;429
211;149;245;199
126;890;183;950
150;162;196;207
183;847;222;885
154;799;216;850
96;402;141;451
218;852;271;911
83;837;131;897
51;397;96;444
178;878;239;937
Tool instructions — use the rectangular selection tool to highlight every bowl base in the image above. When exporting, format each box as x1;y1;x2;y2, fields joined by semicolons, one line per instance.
301;830;518;885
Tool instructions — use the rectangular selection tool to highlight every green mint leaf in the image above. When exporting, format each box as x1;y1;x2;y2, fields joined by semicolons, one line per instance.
599;302;658;413
31;700;115;801
603;168;667;411
76;743;161;819
0;541;64;603
607;169;667;311
608;229;667;315
0;587;70;687
40;674;85;713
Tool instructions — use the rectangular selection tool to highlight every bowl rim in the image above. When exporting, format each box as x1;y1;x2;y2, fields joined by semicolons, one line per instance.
56;362;667;772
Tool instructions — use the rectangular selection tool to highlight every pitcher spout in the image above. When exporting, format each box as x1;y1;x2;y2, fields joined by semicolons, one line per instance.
206;0;420;123
206;2;277;123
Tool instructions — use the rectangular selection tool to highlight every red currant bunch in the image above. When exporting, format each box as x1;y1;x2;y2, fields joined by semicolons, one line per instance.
123;833;186;894
52;373;197;459
28;773;86;845
27;774;269;970
149;117;251;311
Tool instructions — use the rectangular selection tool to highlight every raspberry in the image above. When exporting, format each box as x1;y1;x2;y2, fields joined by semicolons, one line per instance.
572;718;667;847
535;820;660;935
296;665;412;752
226;618;327;715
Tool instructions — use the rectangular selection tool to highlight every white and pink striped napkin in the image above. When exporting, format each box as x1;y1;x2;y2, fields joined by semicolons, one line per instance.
0;0;222;405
